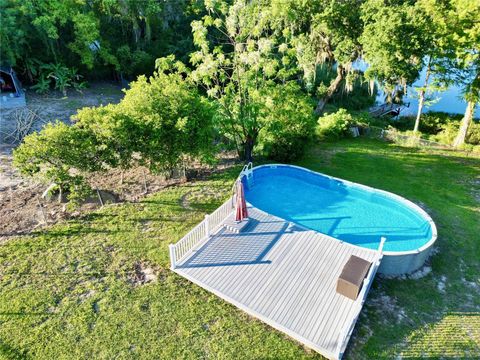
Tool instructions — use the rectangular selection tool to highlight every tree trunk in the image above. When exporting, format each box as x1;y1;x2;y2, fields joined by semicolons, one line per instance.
133;18;141;44
314;64;345;115
243;135;256;163
414;60;431;132
145;17;152;44
453;101;475;147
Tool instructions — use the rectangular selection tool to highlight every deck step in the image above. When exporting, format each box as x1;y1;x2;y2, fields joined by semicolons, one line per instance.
223;218;249;233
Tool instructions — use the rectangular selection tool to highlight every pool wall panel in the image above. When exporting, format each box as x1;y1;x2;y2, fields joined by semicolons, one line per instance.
380;247;433;275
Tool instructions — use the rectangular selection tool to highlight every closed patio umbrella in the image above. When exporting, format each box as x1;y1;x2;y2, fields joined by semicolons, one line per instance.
235;180;248;222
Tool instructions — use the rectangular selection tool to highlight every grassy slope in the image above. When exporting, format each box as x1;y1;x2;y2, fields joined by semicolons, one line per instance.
1;139;479;359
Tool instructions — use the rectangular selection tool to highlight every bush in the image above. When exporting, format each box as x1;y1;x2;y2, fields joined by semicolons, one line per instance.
466;121;480;145
316;108;356;139
431;122;460;144
393;112;464;134
397;129;423;147
13;122;101;204
117;46;155;78
391;112;480;147
259;82;316;162
420;112;464;134
119;57;216;170
429;117;479;146
30;63;86;96
14;57;216;205
265;136;310;162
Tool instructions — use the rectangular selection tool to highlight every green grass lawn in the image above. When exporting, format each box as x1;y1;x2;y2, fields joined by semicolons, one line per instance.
1;138;479;359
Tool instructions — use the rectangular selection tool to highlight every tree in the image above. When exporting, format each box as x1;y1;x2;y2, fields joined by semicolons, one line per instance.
413;55;434;132
190;0;298;161
1;0;199;84
119;56;216;171
13;56;215;204
361;0;428;107
13;122;105;203
258;82;316;162
0;0;29;66
445;1;479;147
417;0;479;147
270;0;364;114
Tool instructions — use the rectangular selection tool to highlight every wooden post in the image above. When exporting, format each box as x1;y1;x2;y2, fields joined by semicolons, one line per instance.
205;214;210;238
58;185;63;203
142;168;148;194
169;244;176;270
37;198;47;224
96;188;104;207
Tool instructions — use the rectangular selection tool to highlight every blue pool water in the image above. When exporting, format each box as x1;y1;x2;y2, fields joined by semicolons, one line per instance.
243;166;433;252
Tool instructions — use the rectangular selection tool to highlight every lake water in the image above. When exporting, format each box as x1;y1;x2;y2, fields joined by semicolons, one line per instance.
353;60;475;117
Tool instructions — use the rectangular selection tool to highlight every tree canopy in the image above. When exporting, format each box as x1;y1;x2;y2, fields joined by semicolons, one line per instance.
189;0;303;161
8;0;480;204
0;0;199;80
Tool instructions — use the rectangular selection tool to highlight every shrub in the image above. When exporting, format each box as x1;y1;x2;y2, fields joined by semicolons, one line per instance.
13;122;101;204
14;57;216;205
350;111;388;128
419;112;463;134
119;57;216;171
399;130;422;147
391;112;480;146
426;117;479;146
393;112;464;134
30;63;86;96
30;74;51;94
431;122;460;144
466;121;480;145
259;82;316;162
116;46;155;78
316;108;355;139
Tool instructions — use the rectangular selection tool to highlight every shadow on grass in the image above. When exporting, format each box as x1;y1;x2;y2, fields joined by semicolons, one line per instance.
0;338;30;360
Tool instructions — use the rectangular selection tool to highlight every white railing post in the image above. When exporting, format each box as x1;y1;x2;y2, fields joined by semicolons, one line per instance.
205;214;210;238
336;323;348;360
169;244;176;270
167;198;235;271
379;237;386;254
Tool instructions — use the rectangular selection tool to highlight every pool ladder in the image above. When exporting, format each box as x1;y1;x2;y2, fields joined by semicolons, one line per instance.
240;162;254;189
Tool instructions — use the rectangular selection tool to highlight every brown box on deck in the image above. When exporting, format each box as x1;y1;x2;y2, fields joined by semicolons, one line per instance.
336;255;372;300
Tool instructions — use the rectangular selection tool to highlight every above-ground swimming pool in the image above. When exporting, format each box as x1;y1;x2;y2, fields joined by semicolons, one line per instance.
242;165;437;275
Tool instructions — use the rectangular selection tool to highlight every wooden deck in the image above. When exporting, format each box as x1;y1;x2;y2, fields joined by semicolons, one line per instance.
174;207;381;359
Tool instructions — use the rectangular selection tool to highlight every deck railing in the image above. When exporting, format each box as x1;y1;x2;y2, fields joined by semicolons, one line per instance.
335;237;386;359
169;196;234;269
